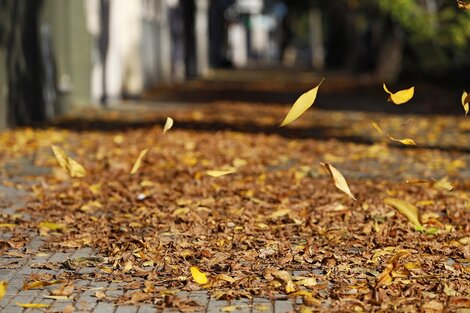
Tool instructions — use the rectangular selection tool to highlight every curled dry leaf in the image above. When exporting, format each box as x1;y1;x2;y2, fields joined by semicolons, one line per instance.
320;163;356;200
190;266;208;285
384;197;421;228
457;0;470;9
163;117;174;133
462;91;469;116
130;148;150;175
280;78;324;127
372;122;417;146
51;145;86;178
206;168;236;177
0;281;7;301
16;302;50;308
383;84;415;105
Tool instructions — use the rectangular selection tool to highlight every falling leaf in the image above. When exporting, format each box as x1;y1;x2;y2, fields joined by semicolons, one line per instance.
462;91;469;116
130;148;150;175
280;78;324;126
433;177;453;191
372;122;417;146
383;84;414;105
384;198;421;227
389;137;417;146
190;266;208;285
320;163;356;200
0;281;7;302
206;168;236;177
16;302;50;308
457;0;470;9
163;117;174;133
51;145;86;178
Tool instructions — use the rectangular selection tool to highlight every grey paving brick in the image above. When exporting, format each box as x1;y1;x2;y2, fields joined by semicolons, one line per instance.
0;305;24;313
48;252;72;263
137;304;158;313
253;298;273;313
115;305;139;313
273;300;293;313
94;302;116;313
207;297;229;312
71;248;95;258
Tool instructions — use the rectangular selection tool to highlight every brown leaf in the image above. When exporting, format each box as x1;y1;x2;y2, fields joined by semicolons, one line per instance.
51;145;86;178
320;163;356;200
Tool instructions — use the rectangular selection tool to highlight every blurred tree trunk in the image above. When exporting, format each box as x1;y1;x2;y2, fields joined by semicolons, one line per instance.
375;28;404;82
0;0;46;126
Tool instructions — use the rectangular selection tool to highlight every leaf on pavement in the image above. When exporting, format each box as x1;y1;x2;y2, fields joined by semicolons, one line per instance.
206;168;236;177
23;279;63;290
384;197;421;227
320;163;356;200
163;117;174;133
383;84;414;105
190;266;208;285
130;148;150;175
462;91;469;116
16;302;50;308
51;145;86;178
280;78;324;127
0;281;7;301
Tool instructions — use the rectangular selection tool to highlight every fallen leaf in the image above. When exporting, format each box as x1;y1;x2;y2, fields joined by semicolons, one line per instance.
130;148;150;175
269;208;291;219
0;281;7;301
222;305;238;312
384;197;421;227
462;91;469;116
16;302;50;308
23;279;63;290
38;222;66;232
43;295;70;300
163;117;174;133
457;0;470;9
383;84;415;105
190;266;208;285
320;163;356;200
62;304;75;313
0;223;16;229
51;284;74;296
94;290;106;299
206;168;236;177
51;145;86;178
280;78;324;126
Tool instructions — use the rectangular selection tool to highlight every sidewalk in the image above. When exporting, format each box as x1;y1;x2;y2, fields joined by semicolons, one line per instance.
0;101;469;312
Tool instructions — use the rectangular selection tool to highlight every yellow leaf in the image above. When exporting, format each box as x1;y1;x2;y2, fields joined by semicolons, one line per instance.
0;281;7;302
38;222;66;231
384;198;421;227
372;122;417;146
433;177;453;191
130;148;150;175
457;0;470;9
0;223;16;229
206;168;236;177
280;78;324;127
389;137;417;146
43;295;70;300
462;91;469;116
51;145;86;178
163;117;174;133
269;208;291;219
320;163;356;200
383;84;414;105
222;305;238;312
190;266;208;284
16;302;50;308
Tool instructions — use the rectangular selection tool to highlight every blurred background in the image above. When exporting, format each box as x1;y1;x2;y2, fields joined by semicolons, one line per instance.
0;0;469;128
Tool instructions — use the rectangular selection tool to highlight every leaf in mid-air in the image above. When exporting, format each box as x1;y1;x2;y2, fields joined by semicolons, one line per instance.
280;78;324;127
384;197;421;227
383;84;414;105
130;148;150;175
320;163;356;200
51;145;86;178
163;117;174;133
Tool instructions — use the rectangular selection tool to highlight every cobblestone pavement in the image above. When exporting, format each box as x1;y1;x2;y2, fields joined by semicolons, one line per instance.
1;103;470;312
